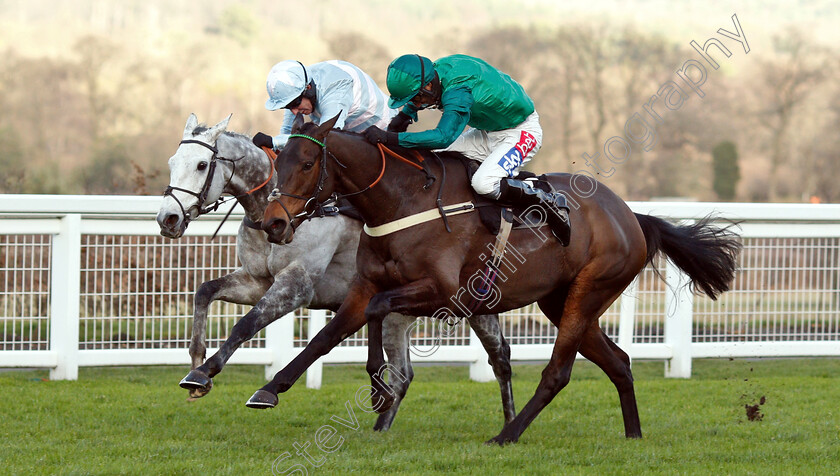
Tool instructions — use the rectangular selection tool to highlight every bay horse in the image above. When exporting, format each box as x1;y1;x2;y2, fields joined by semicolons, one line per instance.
156;114;515;431
255;113;741;445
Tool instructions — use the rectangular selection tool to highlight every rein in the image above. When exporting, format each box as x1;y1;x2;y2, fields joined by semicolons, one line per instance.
246;147;275;194
378;144;436;190
270;131;465;235
268;134;439;229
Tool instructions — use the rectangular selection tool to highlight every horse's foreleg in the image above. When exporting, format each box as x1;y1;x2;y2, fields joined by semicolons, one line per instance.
373;313;416;431
468;313;515;425
246;280;375;409
182;270;271;398
204;264;314;377
578;322;641;438
365;309;391;414
363;278;444;415
182;265;312;397
190;271;271;368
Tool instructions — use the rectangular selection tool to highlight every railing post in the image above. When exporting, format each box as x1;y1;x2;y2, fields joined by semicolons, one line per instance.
305;310;326;389
664;257;693;378
265;312;295;380
50;214;81;380
617;277;639;359
469;326;495;382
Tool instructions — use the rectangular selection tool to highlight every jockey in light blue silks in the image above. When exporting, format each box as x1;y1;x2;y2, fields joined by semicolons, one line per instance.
253;60;397;150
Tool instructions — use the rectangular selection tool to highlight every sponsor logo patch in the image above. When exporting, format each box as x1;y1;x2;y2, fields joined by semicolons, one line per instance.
497;131;537;176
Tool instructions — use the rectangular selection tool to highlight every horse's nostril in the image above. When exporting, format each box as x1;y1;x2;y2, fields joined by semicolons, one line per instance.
164;214;179;228
269;219;287;231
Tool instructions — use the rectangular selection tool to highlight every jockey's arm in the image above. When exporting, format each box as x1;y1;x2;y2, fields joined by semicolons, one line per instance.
271;113;296;149
397;85;473;149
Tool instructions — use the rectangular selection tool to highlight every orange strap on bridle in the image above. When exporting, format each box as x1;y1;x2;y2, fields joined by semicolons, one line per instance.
243;146;276;195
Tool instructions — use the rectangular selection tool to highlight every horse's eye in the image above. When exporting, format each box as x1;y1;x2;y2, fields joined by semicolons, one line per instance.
302;161;314;171
197;161;208;171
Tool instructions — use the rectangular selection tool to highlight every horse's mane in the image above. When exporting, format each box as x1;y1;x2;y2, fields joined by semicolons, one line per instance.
191;125;252;144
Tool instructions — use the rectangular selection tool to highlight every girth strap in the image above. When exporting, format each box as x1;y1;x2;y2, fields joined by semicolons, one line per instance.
363;201;475;237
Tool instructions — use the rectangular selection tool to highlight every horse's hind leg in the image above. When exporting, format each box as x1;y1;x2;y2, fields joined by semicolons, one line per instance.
373;313;512;431
468;313;515;424
578;322;641;438
488;276;626;445
373;313;416;432
182;270;270;398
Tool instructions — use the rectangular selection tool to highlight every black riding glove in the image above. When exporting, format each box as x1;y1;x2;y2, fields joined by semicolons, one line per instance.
252;132;274;149
386;111;413;133
363;126;398;146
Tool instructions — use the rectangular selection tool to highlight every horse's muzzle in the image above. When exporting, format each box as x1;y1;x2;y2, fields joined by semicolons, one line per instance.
262;216;295;244
157;212;186;239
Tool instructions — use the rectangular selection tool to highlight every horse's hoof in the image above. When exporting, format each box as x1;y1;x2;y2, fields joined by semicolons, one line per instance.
180;369;212;393
372;414;394;432
188;383;212;399
246;390;278;409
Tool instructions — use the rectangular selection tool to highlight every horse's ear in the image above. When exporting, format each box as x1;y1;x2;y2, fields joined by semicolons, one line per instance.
290;113;305;134
183;113;199;137
315;112;341;138
206;114;232;142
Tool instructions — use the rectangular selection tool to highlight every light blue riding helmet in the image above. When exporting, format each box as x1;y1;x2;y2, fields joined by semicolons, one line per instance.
265;60;309;111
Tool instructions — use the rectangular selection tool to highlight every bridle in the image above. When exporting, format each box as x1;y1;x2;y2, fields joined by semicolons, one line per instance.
267;132;438;231
267;133;348;231
163;138;274;227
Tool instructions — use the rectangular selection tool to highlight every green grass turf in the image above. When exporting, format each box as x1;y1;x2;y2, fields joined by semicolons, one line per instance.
1;358;838;475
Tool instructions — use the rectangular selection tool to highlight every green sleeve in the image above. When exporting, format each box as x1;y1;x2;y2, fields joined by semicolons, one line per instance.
396;110;469;149
397;85;473;149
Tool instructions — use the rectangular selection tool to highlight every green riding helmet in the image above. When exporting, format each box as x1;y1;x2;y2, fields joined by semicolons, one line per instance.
386;54;436;109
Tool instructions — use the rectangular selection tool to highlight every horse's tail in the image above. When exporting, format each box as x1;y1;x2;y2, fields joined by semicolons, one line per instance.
634;213;742;300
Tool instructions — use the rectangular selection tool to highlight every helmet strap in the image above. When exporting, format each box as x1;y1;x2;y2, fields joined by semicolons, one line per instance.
415;54;425;86
296;61;308;85
286;61;316;109
411;55;440;109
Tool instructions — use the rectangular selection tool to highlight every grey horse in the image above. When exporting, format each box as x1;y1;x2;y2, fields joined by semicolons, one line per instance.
155;114;515;430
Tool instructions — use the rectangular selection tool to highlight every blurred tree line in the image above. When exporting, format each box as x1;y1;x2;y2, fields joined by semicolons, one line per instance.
0;2;838;202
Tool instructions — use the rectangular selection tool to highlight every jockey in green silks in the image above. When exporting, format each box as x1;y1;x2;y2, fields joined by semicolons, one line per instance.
363;54;570;245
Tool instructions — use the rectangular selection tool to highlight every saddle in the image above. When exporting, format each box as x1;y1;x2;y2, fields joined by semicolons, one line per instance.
459;158;554;235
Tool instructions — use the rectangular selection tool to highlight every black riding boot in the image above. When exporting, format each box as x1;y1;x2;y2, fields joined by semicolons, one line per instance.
497;178;571;246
